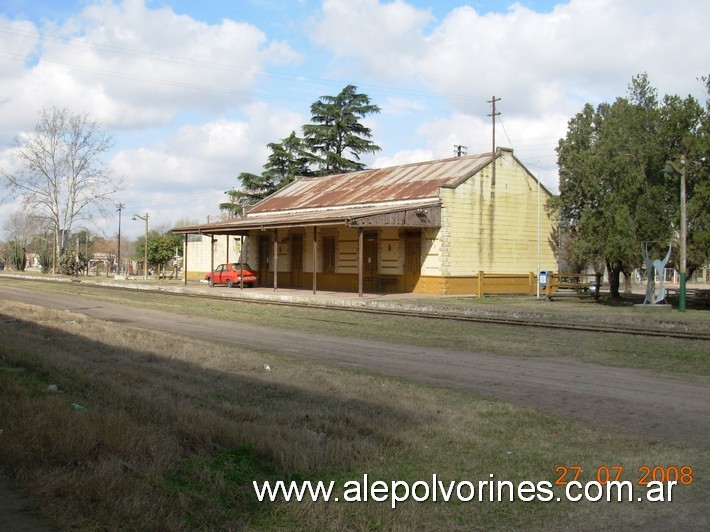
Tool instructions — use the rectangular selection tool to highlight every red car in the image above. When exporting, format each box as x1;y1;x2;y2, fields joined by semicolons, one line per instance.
205;263;257;288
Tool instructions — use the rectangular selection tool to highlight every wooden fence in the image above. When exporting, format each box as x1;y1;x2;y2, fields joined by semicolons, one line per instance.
473;271;602;298
475;271;537;297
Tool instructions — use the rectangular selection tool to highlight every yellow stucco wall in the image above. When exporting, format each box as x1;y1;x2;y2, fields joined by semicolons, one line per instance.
436;149;556;276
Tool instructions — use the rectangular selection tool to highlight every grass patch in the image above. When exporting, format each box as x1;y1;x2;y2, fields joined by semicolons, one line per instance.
165;445;282;528
2;277;708;376
0;300;707;529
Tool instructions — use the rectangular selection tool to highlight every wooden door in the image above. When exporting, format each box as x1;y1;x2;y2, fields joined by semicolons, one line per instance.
258;236;270;286
290;234;304;287
403;232;421;292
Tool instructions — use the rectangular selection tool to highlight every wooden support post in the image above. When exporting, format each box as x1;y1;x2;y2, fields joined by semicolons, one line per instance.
529;271;535;295
210;236;215;276
358;228;364;297
240;235;244;290
477;271;484;298
226;235;229;264
273;230;278;291
312;226;317;295
183;234;188;286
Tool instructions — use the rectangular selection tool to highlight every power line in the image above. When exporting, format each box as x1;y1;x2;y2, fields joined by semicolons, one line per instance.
498;115;515;148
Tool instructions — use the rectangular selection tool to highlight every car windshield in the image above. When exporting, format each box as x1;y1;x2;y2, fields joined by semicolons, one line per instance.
231;263;253;271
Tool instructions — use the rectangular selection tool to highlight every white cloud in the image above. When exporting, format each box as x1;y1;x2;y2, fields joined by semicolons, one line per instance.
2;0;708;240
0;0;301;133
373;149;434;169
105;102;305;235
0;0;306;237
0;17;39;77
311;0;708;196
312;0;432;80
312;0;710;114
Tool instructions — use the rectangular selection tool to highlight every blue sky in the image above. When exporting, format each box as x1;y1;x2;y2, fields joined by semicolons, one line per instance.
1;0;708;239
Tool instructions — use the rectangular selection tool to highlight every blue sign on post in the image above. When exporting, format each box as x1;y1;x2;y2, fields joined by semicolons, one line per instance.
539;271;548;288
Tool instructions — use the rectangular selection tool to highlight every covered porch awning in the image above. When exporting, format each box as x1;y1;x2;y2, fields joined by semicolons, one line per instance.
171;201;441;236
172;201;441;296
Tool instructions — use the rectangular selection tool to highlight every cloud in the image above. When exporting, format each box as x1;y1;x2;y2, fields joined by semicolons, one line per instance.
312;0;710;115
312;0;432;80
0;0;306;237
3;0;708;240
0;17;39;77
312;0;708;195
0;0;301;132
105;101;305;234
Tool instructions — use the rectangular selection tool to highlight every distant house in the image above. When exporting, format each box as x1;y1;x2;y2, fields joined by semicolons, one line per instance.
173;147;557;295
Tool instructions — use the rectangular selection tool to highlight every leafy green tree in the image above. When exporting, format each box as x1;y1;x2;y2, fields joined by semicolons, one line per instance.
35;238;53;273
682;75;710;277
147;233;182;272
303;84;381;175
58;251;87;275
552;73;707;298
134;231;183;275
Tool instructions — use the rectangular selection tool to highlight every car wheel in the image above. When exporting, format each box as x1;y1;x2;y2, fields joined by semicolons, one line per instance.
247;283;254;288
226;279;233;288
208;278;214;287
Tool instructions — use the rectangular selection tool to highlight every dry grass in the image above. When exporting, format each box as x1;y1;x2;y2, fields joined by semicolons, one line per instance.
0;299;708;530
2;277;709;377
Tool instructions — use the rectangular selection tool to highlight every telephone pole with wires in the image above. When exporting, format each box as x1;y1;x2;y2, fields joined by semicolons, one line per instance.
487;96;501;185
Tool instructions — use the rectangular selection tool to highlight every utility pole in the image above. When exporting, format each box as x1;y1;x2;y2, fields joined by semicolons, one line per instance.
487;96;501;186
664;156;687;312
116;203;125;275
132;212;149;280
454;144;468;157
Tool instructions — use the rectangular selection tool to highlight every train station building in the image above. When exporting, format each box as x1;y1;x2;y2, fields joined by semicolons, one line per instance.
172;147;557;295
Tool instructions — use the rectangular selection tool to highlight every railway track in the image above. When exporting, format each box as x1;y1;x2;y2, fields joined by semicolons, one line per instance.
3;276;709;341
71;281;710;341
227;295;710;340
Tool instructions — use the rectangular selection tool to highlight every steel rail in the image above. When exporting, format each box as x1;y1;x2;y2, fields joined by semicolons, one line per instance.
3;276;708;340
60;281;710;341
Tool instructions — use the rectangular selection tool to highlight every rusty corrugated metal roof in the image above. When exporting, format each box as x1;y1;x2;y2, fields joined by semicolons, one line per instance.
247;152;491;214
172;201;441;235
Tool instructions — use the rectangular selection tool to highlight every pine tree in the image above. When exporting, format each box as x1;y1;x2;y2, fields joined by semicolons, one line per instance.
224;85;382;215
222;131;313;214
303;84;381;175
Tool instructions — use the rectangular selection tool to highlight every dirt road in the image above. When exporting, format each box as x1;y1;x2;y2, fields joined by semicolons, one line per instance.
1;284;708;448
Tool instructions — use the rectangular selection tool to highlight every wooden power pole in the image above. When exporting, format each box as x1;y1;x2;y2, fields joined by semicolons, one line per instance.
487;96;501;185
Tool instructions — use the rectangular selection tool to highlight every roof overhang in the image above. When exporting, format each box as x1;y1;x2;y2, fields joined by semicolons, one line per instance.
172;202;442;236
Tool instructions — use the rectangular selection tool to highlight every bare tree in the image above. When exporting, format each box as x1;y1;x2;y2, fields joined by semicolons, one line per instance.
1;107;123;270
2;210;41;246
